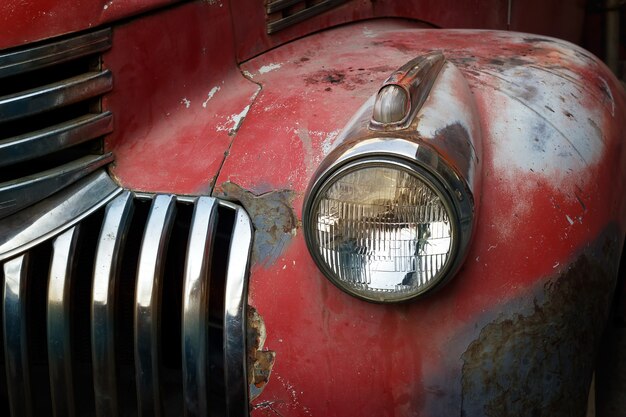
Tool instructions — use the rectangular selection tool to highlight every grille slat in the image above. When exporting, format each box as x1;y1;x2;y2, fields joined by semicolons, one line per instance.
92;191;134;417
1;181;253;416
182;197;218;417
266;0;348;34
0;29;112;79
0;112;113;168
0;152;114;220
135;195;177;416
223;206;253;417
47;226;80;417
3;254;32;417
0;70;112;124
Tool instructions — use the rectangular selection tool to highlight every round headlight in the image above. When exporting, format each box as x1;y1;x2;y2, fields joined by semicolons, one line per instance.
305;158;458;302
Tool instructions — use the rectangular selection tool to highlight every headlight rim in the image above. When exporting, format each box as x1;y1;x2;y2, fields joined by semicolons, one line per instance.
303;155;463;303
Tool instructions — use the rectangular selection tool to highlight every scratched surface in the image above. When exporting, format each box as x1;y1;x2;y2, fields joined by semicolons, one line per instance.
214;20;626;416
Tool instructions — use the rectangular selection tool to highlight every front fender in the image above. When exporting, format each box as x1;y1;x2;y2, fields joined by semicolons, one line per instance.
213;19;626;416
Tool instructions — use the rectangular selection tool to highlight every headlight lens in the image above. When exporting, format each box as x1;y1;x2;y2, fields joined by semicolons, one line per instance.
307;160;457;302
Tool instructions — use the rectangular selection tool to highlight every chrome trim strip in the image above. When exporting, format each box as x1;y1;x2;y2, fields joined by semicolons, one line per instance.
0;112;113;168
182;197;218;417
0;29;112;79
48;226;80;417
266;0;301;13
0;70;113;123
223;206;253;417
266;0;348;34
134;195;177;416
3;254;32;417
0;152;114;220
0;170;121;261
91;191;134;417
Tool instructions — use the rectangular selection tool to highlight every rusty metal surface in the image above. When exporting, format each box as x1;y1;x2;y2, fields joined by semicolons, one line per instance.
212;19;626;416
247;306;276;401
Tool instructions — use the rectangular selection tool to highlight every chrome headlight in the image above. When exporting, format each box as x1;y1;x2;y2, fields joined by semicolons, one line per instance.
306;158;458;302
304;53;481;303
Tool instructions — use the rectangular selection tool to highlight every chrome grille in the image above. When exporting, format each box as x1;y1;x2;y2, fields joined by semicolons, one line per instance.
0;173;253;417
266;0;349;34
0;29;114;220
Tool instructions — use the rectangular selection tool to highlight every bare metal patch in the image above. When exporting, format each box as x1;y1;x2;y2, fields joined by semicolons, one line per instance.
247;306;276;401
461;237;619;416
219;182;298;267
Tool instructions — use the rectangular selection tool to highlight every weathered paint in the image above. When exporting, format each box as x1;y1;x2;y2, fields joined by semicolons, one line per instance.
230;0;586;62
0;0;183;50
247;306;276;401
102;2;260;194
212;19;626;415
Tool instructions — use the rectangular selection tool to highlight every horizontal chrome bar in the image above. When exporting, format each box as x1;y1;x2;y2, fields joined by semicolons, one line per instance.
0;152;114;220
0;70;112;123
266;0;301;14
3;254;33;417
135;195;177;416
0;170;121;261
267;0;348;34
223;205;253;417
182;197;218;417
48;226;80;417
0;28;112;79
0;112;113;168
92;191;134;417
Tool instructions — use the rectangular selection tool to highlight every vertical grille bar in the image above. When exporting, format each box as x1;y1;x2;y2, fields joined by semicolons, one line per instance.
92;191;134;417
47;226;80;417
182;197;218;417
135;195;177;417
223;206;253;417
3;254;32;417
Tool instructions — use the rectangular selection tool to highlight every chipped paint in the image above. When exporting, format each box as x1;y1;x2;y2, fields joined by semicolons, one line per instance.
202;85;220;108
181;97;191;108
216;88;260;135
218;182;298;266
248;306;276;401
258;63;282;74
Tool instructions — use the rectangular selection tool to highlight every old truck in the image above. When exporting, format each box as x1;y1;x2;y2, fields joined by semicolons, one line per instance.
0;0;624;416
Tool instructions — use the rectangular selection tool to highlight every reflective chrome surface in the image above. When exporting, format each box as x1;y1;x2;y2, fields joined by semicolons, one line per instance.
3;254;32;417
48;226;80;417
0;28;111;79
182;197;218;417
0;153;114;220
0;112;113;168
304;57;482;301
92;191;134;417
266;0;348;34
135;195;177;416
0;70;112;123
223;204;253;416
370;52;445;131
0;170;121;261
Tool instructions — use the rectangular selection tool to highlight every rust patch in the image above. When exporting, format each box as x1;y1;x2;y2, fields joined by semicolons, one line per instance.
247;306;276;401
461;237;619;416
218;182;298;266
303;65;394;91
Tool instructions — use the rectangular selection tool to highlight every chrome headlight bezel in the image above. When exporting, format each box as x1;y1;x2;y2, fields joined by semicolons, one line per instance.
304;155;463;302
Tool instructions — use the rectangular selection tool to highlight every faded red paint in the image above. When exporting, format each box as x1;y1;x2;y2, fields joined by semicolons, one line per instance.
103;1;259;194
0;0;182;51
230;0;586;62
212;20;626;415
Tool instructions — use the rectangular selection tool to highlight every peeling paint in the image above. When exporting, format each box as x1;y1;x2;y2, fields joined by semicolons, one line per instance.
248;306;276;401
218;182;298;266
181;97;191;108
259;63;282;74
202;85;221;108
461;237;618;416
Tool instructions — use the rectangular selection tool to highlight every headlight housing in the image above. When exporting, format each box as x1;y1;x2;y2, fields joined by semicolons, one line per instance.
306;158;459;302
303;53;481;303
